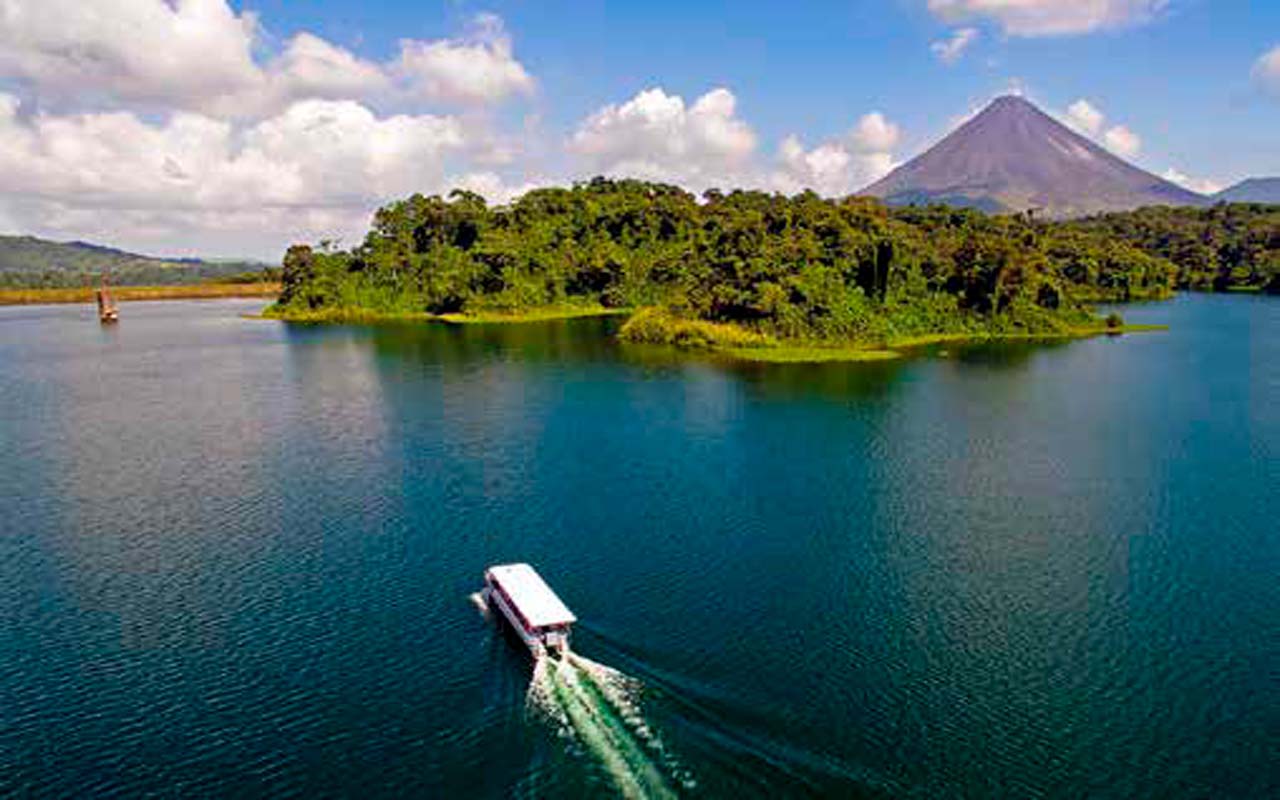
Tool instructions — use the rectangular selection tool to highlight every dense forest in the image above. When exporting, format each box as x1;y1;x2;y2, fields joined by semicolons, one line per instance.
1064;204;1280;293
272;179;1278;346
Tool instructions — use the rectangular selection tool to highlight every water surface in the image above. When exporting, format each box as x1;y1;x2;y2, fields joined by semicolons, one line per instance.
2;295;1277;797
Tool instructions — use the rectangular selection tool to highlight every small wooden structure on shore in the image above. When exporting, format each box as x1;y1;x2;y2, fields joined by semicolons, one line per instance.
96;274;119;323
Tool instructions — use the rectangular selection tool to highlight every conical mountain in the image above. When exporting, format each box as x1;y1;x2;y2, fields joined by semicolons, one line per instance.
861;95;1206;217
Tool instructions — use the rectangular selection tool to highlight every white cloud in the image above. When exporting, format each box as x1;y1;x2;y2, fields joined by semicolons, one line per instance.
772;138;896;197
1253;45;1280;97
0;2;535;116
0;93;496;256
1103;124;1141;158
851;112;901;152
771;113;900;196
394;13;535;105
449;172;549;206
1058;98;1142;158
1065;99;1105;136
931;28;979;64
264;33;390;107
1161;168;1221;196
927;0;1168;37
0;4;542;255
0;0;261;111
569;87;758;190
569;87;900;198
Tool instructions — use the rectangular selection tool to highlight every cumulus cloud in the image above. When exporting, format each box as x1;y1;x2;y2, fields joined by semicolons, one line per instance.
0;0;261;112
263;34;390;107
0;3;542;256
569;87;901;198
1065;99;1105;136
1253;45;1280;97
1060;98;1142;158
931;28;979;64
0;93;501;255
927;0;1168;37
569;87;758;190
394;13;535;105
770;113;901;196
851;112;902;152
0;1;535;116
1161;168;1222;196
450;172;549;206
1103;124;1141;158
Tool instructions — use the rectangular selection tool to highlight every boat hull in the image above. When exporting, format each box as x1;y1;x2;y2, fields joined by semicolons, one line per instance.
482;584;569;658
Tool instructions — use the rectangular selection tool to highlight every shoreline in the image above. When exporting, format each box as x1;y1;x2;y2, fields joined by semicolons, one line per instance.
260;303;629;325
262;301;1168;364
0;283;281;306
616;305;1171;364
709;324;1168;364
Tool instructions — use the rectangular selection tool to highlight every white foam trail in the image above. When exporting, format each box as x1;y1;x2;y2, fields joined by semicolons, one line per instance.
526;648;688;798
468;591;491;620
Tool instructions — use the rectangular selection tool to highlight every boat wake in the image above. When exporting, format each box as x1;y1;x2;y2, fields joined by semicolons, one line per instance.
527;650;692;799
468;591;492;620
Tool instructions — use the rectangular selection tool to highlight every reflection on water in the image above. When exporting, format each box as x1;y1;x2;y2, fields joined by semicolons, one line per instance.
2;296;1277;799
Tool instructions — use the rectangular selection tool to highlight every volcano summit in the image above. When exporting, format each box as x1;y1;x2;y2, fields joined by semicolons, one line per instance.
861;95;1206;217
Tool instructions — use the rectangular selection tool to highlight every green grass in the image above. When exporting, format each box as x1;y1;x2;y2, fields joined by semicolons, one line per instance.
259;304;435;323
618;307;775;348
721;346;902;363
619;306;1169;365
885;324;1167;349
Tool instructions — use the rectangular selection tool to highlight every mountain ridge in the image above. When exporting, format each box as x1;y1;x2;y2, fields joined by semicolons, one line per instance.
1214;178;1280;204
0;234;270;287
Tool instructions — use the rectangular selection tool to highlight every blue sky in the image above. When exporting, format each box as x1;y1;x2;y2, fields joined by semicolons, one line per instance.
243;0;1280;179
0;1;1277;257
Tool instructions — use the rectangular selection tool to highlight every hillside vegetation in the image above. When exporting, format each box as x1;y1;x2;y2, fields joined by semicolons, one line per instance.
269;179;1198;347
1065;204;1280;293
0;235;274;287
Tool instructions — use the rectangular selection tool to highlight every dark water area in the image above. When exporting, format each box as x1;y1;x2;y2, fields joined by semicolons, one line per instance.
2;295;1277;798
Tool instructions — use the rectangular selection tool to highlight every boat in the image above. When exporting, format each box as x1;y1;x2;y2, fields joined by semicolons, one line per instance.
483;563;576;658
96;274;119;323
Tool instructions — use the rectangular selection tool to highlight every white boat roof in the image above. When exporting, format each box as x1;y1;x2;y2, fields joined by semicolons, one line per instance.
487;563;577;627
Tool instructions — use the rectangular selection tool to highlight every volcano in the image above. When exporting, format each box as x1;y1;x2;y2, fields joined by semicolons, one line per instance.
860;95;1206;217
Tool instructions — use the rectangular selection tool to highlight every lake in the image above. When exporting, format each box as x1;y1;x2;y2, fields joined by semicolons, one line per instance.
2;295;1276;798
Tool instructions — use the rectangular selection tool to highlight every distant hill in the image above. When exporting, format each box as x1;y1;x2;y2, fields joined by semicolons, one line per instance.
0;235;272;287
861;95;1207;217
1214;178;1280;204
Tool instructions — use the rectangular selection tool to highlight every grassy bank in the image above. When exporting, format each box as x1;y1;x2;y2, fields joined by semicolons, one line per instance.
259;305;435;323
885;324;1168;349
619;307;1167;364
262;300;1166;364
0;283;280;305
721;346;903;363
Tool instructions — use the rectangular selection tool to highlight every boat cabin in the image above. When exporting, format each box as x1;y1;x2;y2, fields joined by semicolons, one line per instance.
483;563;576;657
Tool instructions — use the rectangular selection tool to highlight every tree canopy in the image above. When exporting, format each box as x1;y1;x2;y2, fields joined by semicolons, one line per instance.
273;179;1278;342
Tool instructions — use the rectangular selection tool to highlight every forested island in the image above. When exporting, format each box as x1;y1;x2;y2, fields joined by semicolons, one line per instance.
267;179;1279;359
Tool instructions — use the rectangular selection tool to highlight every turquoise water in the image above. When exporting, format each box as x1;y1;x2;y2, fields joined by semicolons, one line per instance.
2;295;1277;797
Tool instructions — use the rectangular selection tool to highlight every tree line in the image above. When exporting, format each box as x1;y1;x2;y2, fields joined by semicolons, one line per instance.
275;179;1278;341
1063;204;1280;293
